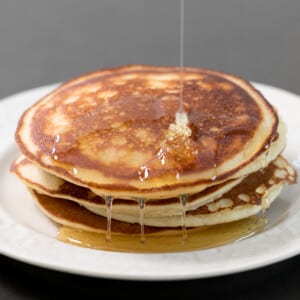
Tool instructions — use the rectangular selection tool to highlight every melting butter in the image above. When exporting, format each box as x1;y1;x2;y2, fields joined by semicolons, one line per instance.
167;111;191;141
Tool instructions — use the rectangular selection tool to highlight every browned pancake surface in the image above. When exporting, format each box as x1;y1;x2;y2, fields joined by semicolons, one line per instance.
15;65;279;197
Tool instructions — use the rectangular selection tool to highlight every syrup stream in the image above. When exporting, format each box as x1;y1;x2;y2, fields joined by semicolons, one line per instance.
179;0;184;112
105;196;113;242
138;198;146;243
179;194;188;240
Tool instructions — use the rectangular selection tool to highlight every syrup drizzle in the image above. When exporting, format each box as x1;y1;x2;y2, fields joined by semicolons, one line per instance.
211;141;219;181
179;0;184;112
105;196;114;242
179;194;188;240
138;198;146;243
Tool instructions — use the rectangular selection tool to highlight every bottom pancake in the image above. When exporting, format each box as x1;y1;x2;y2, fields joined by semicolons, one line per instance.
30;189;167;235
28;188;272;253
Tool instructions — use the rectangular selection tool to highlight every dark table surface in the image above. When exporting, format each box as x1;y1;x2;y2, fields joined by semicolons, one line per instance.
1;1;300;299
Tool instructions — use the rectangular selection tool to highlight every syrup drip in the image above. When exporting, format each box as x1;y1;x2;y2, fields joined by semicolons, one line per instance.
138;198;146;243
179;194;188;240
211;141;219;181
211;163;217;181
105;196;114;242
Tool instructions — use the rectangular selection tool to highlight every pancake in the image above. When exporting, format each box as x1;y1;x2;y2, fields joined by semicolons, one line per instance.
15;65;284;200
11;155;244;217
11;65;298;251
20;155;297;230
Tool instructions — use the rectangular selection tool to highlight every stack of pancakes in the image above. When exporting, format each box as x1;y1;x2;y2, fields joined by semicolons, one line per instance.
11;65;297;237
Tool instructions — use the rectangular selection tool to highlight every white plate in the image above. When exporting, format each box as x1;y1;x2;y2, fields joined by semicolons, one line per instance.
0;82;299;281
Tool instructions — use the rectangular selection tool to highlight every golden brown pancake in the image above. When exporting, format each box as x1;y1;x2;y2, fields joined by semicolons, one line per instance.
28;155;296;232
15;65;284;200
11;155;244;217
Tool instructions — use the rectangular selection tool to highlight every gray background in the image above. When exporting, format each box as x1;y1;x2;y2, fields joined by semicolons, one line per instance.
0;0;300;100
1;1;300;299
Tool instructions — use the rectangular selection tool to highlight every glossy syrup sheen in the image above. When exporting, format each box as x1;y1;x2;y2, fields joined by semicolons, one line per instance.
57;216;267;253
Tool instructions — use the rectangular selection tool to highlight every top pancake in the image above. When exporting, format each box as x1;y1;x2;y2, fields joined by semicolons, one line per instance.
15;65;284;199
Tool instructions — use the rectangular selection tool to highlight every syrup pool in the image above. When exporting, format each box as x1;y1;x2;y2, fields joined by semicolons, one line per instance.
57;216;267;253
